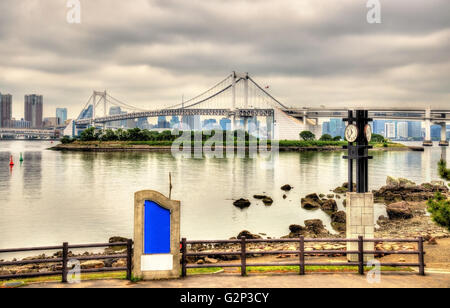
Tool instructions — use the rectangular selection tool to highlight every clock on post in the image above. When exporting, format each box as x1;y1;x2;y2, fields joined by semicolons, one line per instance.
343;110;373;193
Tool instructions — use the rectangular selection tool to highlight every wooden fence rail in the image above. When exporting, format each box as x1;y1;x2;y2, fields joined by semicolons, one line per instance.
0;240;133;282
181;236;426;277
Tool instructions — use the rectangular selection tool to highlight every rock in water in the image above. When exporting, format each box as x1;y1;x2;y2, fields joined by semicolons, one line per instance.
321;199;338;215
237;230;262;239
386;176;400;187
301;193;322;209
386;201;413;220
331;211;347;232
281;184;293;191
233;199;251;209
253;195;268;200
289;224;305;234
304;219;329;235
262;197;274;205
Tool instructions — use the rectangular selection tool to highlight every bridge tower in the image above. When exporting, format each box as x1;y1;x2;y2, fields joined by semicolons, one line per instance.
92;91;107;128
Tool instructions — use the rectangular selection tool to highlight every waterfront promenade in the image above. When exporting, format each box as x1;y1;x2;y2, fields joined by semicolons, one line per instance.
23;272;450;288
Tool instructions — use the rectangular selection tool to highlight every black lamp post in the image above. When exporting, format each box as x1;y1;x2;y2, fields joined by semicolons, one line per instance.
343;110;373;193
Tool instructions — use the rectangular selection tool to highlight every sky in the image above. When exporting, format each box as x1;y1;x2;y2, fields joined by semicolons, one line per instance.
0;0;449;119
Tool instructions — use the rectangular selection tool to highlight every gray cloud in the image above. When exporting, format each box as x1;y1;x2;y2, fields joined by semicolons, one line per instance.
0;0;449;118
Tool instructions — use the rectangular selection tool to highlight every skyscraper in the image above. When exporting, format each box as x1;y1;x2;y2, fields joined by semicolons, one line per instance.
384;123;396;139
408;121;422;139
397;122;409;139
56;108;68;125
25;94;43;128
1;94;12;128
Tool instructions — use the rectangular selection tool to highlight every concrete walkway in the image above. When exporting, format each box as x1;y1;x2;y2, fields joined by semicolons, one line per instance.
23;272;450;288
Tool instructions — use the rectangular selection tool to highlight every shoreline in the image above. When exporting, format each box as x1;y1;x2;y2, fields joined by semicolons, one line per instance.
50;143;420;153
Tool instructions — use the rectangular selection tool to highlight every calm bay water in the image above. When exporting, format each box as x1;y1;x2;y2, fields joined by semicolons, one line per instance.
0;140;447;250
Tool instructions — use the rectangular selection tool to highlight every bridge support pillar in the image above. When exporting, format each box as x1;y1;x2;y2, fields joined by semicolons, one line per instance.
439;122;448;146
423;108;433;147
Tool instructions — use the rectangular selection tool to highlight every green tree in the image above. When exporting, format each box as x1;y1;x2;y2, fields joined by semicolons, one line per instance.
438;159;450;180
427;192;450;231
60;135;74;144
319;134;333;141
371;133;385;143
100;129;118;141
80;127;97;141
333;136;342;141
300;131;316;141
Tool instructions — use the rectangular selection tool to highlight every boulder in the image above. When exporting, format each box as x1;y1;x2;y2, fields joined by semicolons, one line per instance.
304;219;329;235
283;194;287;199
289;224;305;234
386;201;413;220
253;195;268;200
262;197;274;205
320;199;338;215
301;193;322;210
233;199;251;209
205;257;219;264
281;184;293;191
331;211;347;232
386;176;400;186
399;178;416;187
237;230;262;240
81;260;105;269
109;236;128;244
112;259;127;268
327;194;335;199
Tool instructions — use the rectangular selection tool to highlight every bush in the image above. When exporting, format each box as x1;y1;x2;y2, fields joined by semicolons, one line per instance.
333;136;342;141
80;127;98;141
427;192;450;231
438;159;450;180
319;134;333;141
60;136;75;144
300;131;316;141
371;133;385;143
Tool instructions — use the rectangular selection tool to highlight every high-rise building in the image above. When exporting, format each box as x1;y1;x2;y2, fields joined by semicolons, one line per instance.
170;116;180;128
373;120;387;135
56;108;68;125
157;116;170;129
408;121;422;139
384;122;396;139
322;122;330;135
24;94;43;128
1;94;12;128
397;122;409;139
109;106;127;128
328;119;345;138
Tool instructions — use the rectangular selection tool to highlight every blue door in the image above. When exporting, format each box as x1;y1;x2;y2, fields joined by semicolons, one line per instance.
144;201;171;254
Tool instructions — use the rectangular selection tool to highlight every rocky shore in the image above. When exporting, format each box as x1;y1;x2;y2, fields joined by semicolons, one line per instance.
0;237;129;278
2;177;449;275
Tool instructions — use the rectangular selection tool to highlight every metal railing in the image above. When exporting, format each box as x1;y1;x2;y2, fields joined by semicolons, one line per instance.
181;236;426;277
0;240;133;282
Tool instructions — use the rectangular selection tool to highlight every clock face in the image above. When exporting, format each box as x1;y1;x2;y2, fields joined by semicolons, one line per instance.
345;124;358;143
365;124;372;142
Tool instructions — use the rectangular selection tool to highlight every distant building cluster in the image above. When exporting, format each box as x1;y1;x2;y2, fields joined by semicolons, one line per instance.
322;118;450;141
0;91;70;130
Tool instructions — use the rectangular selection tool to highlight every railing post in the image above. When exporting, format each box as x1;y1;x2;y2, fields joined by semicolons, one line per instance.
241;237;247;277
62;242;68;283
358;236;364;275
418;237;425;276
181;238;187;278
299;236;305;275
126;239;133;281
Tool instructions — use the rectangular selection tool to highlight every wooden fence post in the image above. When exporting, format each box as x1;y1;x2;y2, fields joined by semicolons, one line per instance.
61;242;68;283
299;236;305;275
241;237;247;277
126;239;133;281
358;236;364;275
418;237;425;276
181;238;187;278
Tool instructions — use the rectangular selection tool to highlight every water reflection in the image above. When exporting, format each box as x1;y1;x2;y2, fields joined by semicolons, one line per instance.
23;152;42;199
0;141;448;249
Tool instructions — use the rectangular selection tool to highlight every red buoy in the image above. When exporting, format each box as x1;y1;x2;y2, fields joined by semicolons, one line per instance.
9;155;14;166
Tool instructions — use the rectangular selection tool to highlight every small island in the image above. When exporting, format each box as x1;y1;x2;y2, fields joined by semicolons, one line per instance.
52;128;414;152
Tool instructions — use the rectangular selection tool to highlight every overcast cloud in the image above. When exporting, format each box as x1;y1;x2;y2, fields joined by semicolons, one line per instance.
0;0;449;118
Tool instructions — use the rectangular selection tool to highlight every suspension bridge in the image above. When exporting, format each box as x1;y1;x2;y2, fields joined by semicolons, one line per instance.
70;72;450;144
71;72;322;140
